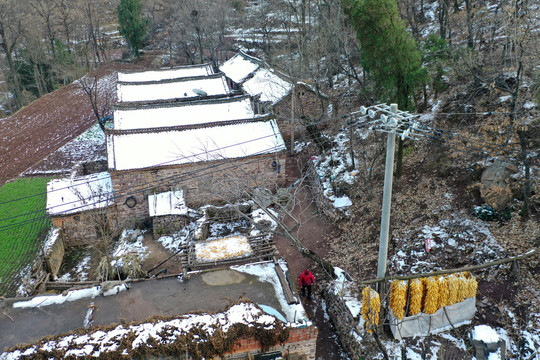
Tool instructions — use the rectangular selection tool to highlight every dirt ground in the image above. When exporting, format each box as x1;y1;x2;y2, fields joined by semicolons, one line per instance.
274;154;349;359
0;62;143;186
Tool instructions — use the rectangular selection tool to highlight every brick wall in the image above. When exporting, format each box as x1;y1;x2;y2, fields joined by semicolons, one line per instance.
215;325;318;360
110;152;288;228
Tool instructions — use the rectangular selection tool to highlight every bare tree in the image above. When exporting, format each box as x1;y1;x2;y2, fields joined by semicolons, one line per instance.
0;0;27;109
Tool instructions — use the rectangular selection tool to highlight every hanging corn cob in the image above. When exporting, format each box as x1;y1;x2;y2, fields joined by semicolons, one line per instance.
465;276;478;299
438;276;450;308
423;277;440;314
456;273;468;303
389;280;408;320
408;278;423;316
447;274;460;306
362;287;381;333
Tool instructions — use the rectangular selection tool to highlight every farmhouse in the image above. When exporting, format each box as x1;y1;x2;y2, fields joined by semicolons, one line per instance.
47;64;288;246
117;63;215;82
220;51;330;138
116;72;234;103
46;172;116;248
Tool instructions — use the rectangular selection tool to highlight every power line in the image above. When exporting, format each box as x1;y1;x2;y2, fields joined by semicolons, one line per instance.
0;143;286;232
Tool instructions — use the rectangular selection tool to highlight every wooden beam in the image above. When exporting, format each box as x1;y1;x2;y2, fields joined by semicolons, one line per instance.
274;257;298;304
361;248;538;285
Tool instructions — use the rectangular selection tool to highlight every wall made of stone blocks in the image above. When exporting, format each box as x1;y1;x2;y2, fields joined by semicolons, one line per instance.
110;153;288;227
324;289;364;359
44;233;65;279
152;215;189;237
306;164;347;222
273;86;328;137
52;207;120;248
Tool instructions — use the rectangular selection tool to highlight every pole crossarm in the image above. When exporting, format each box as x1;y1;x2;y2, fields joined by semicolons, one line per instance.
360;248;538;285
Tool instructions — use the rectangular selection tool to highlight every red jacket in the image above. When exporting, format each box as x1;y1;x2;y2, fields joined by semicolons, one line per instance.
300;271;315;286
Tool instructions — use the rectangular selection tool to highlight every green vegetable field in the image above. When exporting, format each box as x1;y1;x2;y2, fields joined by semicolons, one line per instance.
0;178;52;297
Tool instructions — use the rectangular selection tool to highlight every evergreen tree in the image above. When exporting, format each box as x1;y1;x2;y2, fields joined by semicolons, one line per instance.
117;0;148;57
343;0;426;176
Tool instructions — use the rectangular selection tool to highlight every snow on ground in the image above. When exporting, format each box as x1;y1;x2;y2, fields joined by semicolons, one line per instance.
390;217;505;274
22;122;106;177
110;229;148;264
0;302;277;360
233;260;309;325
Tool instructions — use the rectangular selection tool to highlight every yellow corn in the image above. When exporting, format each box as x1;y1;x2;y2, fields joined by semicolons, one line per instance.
389;280;408;320
438;276;450;308
408;278;423;316
423;277;440;314
362;287;381;333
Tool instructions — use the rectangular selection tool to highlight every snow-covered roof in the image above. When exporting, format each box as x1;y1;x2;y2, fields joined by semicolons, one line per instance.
219;51;262;84
113;96;257;130
148;190;188;217
118;64;215;83
46;172;113;216
116;74;231;103
243;68;293;105
107;119;286;171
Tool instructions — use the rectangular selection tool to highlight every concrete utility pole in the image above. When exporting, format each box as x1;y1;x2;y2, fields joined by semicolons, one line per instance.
376;103;398;279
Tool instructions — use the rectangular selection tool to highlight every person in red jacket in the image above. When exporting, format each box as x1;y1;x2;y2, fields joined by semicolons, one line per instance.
299;269;315;299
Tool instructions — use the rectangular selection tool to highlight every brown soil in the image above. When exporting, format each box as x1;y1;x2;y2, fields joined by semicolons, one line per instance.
273;153;348;359
0;62;143;186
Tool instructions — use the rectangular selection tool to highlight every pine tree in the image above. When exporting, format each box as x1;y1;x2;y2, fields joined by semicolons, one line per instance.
343;0;427;176
117;0;148;57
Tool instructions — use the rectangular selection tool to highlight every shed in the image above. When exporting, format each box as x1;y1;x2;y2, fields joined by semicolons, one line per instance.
148;190;190;236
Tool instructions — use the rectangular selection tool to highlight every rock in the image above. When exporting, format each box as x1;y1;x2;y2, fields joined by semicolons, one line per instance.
480;159;518;211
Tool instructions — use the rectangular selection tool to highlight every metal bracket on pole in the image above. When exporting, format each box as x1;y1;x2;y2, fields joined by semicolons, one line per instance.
377;103;398;280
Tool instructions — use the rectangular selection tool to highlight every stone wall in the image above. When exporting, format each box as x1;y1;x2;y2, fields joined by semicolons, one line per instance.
51;206;119;248
273;84;328;138
152;215;189;237
215;325;318;360
110;152;287;227
306;164;347;222
324;289;364;359
52;153;286;247
44;232;65;279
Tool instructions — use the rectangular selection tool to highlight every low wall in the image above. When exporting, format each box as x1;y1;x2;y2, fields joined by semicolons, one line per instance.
217;325;318;360
306;163;347;222
324;288;364;359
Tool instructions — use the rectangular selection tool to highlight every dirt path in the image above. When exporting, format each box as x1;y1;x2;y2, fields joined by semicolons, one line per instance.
274;154;349;359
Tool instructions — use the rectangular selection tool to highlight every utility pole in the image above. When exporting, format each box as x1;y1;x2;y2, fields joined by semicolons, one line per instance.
290;83;295;156
377;103;398;279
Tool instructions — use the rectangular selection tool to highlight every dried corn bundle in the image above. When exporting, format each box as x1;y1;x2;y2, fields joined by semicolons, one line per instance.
447;274;460;306
423;277;440;314
438;276;450;308
456;274;469;303
408;278;424;316
465;276;478;299
389;280;408;320
362;287;381;333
